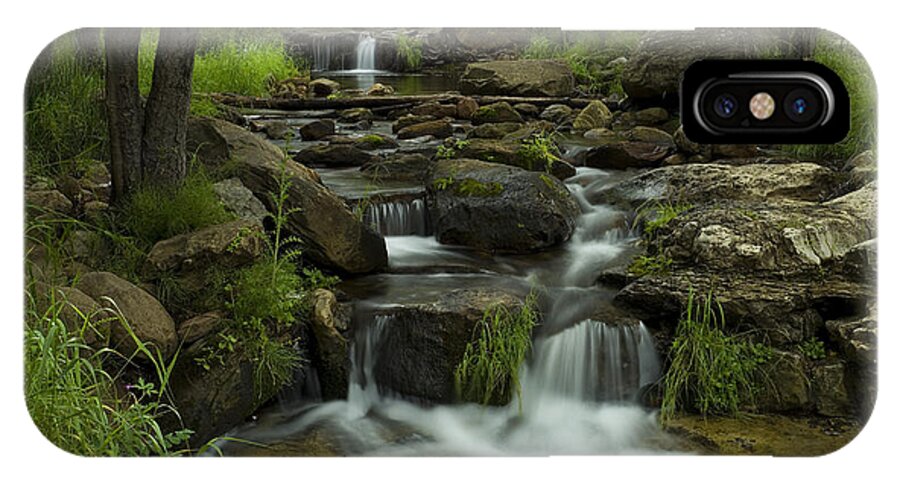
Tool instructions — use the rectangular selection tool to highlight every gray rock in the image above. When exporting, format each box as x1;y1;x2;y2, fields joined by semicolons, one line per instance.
213;178;269;225
77;271;177;360
397;119;454;140
294;144;376;167
427;159;580;253
472;101;524;125
411;102;457;118
360;153;433;181
540;104;573;124
309;289;349;400
308;78;341;97
573;100;613;131
812;359;852;417
299;119;335;141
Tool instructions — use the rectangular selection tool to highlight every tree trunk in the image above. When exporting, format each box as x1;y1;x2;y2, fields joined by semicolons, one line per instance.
73;28;104;72
141;28;197;186
104;28;144;202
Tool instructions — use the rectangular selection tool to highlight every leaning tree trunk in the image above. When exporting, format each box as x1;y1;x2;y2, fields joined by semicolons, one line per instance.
141;28;197;186
104;28;144;202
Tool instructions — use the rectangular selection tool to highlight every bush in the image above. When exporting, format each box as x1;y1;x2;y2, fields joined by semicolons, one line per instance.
522;34;641;96
454;291;540;410
24;286;192;456
122;167;233;246
661;290;772;422
518;132;561;172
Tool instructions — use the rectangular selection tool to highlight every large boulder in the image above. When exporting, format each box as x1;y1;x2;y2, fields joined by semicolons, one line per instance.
308;78;341;97
459;60;575;97
467;122;524;140
33;284;111;349
76;272;177;360
656;184;875;275
372;288;526;403
187;117;388;274
590;162;839;209
294;144;376;167
392;114;437;133
411;102;458;118
426;159;580;253
144;220;265;287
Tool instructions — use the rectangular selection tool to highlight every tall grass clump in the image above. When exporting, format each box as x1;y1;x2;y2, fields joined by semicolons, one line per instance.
395;34;423;72
24;286;192;456
455;291;540;410
660;290;772;423
25;31;107;177
122;166;232;246
784;33;876;161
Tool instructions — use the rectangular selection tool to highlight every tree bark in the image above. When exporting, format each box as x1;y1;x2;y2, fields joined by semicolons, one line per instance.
142;28;197;186
104;28;144;202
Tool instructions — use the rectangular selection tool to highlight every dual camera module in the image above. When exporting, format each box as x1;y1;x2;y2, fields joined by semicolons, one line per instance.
682;60;849;144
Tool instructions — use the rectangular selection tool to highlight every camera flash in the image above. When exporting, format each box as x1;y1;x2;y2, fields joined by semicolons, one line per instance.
750;92;775;120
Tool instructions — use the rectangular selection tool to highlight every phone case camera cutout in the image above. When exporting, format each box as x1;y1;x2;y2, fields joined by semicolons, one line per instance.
24;27;876;457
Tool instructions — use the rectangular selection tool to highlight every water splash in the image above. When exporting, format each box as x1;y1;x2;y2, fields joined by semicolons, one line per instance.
355;33;376;72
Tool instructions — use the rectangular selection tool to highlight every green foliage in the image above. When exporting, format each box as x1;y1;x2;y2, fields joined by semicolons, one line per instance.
25;32;107;177
455;291;540;410
799;338;826;360
122;167;233;247
432;176;455;190
229;258;303;329
627;253;672;277
518;132;560;171
661;290;773;422
395;34;423;72
637;201;692;238
783;33;876;161
24;286;192;456
189;95;223;118
436;139;470;159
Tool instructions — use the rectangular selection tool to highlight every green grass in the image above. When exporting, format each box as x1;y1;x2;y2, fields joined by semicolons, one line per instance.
25;32;107;177
25;282;193;456
783;33;876;161
435;139;470;160
454;291;540;410
395;34;423;72
121;167;233;247
627;253;672;277
661;290;773;423
637;201;692;238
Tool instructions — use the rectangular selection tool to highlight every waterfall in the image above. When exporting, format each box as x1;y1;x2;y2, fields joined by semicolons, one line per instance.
365;198;429;237
522;321;660;407
347;314;390;417
355;33;376;72
312;36;332;71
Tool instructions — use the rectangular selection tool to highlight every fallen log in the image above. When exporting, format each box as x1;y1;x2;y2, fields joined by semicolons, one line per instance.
209;92;608;112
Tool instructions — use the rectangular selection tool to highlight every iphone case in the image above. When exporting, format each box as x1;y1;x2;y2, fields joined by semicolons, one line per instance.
24;27;876;456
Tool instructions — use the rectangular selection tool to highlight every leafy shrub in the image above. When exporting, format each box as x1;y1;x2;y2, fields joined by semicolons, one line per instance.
455;291;540;410
661;290;773;422
122;167;233;246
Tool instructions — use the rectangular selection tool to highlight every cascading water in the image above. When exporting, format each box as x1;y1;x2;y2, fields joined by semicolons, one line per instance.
364;198;429;237
218;166;675;455
312;36;333;71
355;33;376;72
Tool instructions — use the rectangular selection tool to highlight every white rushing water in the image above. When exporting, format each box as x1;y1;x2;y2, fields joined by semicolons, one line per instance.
220;167;676;455
354;33;376;72
365;198;429;237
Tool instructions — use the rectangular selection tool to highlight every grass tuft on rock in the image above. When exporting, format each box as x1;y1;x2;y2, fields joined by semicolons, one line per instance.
454;291;540;410
661;290;773;423
122;167;233;247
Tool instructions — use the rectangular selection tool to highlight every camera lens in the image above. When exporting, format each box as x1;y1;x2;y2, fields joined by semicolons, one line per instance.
784;89;819;123
713;94;738;118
